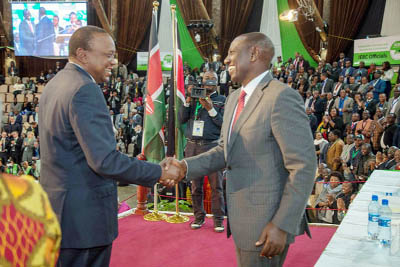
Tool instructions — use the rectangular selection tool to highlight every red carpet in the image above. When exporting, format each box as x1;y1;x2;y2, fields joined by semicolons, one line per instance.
110;214;336;267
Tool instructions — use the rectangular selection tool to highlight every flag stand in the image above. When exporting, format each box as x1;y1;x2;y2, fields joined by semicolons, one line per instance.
165;184;189;223
144;183;168;221
166;4;189;224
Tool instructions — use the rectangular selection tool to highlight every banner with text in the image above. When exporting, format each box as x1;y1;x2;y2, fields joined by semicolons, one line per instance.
137;52;173;71
353;35;400;66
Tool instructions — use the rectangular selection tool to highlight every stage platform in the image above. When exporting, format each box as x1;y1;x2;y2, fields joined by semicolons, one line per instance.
110;214;336;267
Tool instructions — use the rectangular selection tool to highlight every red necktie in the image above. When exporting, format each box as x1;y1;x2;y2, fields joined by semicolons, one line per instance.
232;90;247;129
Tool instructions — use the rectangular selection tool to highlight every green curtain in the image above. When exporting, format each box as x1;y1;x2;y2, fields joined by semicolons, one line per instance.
170;0;204;70
276;0;317;66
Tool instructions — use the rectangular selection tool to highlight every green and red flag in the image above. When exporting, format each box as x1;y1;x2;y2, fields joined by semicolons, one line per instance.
167;11;185;160
142;6;166;163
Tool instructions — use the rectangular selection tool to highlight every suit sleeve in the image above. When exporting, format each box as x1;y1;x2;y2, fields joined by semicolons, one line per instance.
69;83;161;187
270;87;317;235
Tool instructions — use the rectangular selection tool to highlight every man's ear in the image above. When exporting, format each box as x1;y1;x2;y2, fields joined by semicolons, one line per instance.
250;46;260;62
75;48;88;64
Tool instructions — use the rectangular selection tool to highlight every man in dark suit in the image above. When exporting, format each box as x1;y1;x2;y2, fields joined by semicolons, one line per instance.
200;58;211;72
39;26;180;267
328;61;341;82
365;91;378;118
370;70;387;100
164;33;316;266
340;60;355;83
219;64;230;96
320;72;334;94
332;75;345;97
35;7;55;56
297;55;310;72
311;90;326;124
18;9;35;55
53;15;65;56
338;52;351;69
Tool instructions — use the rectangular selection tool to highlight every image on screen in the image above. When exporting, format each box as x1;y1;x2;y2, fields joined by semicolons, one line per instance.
11;2;87;57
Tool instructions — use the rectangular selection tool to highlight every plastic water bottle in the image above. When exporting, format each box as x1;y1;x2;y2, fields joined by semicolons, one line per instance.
378;199;392;248
368;195;380;240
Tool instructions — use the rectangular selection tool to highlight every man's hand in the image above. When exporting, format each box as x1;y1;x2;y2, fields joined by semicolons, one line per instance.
158;161;182;187
337;198;346;211
159;157;187;181
199;97;213;111
255;222;287;259
186;86;193;103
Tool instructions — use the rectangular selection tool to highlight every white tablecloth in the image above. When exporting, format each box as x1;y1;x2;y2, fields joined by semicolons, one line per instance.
315;170;400;267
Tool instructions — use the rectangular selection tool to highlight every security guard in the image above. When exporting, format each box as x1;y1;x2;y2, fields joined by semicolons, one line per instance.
178;70;226;233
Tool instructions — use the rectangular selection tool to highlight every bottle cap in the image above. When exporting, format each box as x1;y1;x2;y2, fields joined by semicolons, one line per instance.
372;195;378;201
382;199;389;205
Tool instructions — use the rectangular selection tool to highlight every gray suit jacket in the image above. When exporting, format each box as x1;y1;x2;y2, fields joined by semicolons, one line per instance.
320;78;334;94
185;72;316;251
39;63;161;248
334;97;354;125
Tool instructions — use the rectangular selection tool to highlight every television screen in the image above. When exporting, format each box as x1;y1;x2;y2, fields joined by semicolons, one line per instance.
11;2;87;57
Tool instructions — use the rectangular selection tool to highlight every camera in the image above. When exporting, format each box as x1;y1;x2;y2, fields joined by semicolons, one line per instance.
190;79;217;98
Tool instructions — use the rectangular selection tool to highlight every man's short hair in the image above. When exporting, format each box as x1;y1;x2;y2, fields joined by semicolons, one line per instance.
332;129;341;138
68;26;108;57
204;70;218;80
330;171;344;182
239;32;275;62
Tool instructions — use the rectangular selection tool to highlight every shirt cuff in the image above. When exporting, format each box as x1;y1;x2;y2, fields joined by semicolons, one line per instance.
208;108;217;117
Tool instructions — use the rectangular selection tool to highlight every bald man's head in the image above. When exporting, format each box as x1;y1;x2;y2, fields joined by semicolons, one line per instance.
236;32;275;63
224;32;275;86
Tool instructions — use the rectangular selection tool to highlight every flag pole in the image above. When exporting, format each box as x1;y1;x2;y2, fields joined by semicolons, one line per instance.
166;3;189;224
143;0;167;222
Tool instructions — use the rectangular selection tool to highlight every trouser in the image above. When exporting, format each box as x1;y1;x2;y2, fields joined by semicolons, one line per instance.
185;140;225;222
235;245;289;267
0;152;8;165
57;244;112;267
220;83;230;97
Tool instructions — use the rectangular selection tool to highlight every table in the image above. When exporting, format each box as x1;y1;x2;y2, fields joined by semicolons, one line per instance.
315;170;400;267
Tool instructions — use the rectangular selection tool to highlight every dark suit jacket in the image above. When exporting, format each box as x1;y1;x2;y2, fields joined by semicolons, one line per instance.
39;63;161;248
365;99;378;117
19;20;35;55
4;123;21;135
320;78;334;94
35;16;55;56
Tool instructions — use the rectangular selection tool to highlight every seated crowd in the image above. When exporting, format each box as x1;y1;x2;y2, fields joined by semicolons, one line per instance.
273;52;399;224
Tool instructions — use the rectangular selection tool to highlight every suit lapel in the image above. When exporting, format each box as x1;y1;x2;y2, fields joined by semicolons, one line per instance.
228;72;273;154
223;89;240;158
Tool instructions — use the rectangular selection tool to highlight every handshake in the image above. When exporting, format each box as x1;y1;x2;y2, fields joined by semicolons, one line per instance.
158;157;187;187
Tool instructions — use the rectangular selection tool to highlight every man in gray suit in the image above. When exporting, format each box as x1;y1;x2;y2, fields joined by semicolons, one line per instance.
39;26;180;267
165;33;316;266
